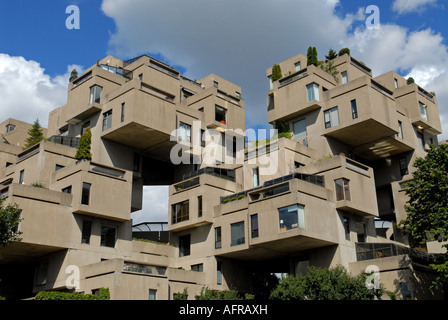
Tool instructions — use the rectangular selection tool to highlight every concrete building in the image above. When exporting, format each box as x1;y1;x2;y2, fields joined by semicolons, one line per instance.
0;52;445;300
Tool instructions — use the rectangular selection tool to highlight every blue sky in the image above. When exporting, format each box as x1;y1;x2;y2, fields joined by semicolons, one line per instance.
1;0;447;222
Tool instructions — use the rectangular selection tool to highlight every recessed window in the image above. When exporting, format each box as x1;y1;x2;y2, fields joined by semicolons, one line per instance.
81;220;92;244
213;81;218;88
179;122;191;142
343;216;350;240
55;164;65;171
100;225;117;248
201;129;206;147
306;83;320;102
351;100;358;119
62;186;72;194
217;261;223;285
279;204;305;231
148;289;157;301
81;182;91;205
215;105;227;124
215;227;222;249
19;170;24;184
81;122;90;136
102;110;112;131
171;200;189;224
419;102;428;121
399;158;409;176
324;107;340;128
335;178;351;201
121;103;125;122
394;78;398;89
191;264;203;272
341;71;348;84
5;124;15;133
295;62;301;72
397;121;404;139
251;214;259;238
198;196;203;218
179;234;191;257
89;85;102;104
417;132;424;149
293;119;307;140
231;221;245;246
253;167;260;187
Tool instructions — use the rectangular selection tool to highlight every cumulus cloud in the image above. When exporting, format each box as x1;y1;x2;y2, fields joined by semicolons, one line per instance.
0;53;82;129
392;0;438;14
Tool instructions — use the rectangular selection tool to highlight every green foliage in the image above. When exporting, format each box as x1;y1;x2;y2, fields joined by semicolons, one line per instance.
24;119;44;150
0;198;22;247
31;182;45;188
269;266;384;300
407;77;415;85
399;144;448;287
35;288;110;300
69;69;78;82
320;60;340;81
75;127;92;161
307;46;318;66
338;48;351;56
325;49;338;61
195;287;244;300
173;288;189;300
271;64;282;82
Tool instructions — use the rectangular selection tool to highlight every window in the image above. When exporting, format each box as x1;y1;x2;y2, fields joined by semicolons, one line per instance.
139;74;143;82
102;110;112;131
417;132;424;149
179;234;191;257
294;161;304;169
179;122;191;142
341;71;348;84
253;167;260;187
357;222;366;243
394;78;398;89
217;261;223;285
6;124;15;133
215;227;222;249
121;103;125;122
279;204;305;231
268;76;273;90
343;216;350;240
215;105;227;124
324;107;340;128
35;260;48;286
172;200;189;224
148;289;157;301
213;81;218;88
251;214;259;238
191;264;203;272
335;178;351;201
100;225;117;248
397;121;404;139
306;83;320;102
81;182;91;205
81;220;92;244
293;119;307;140
231;221;245;246
419;102;428;121
201;129;206;147
399;158;409;176
62;186;72;194
351;100;358;119
55;164;64;171
295;62;301;72
81;122;90;135
19;170;24;184
133;153;140;172
198;196;203;218
89;85;102;104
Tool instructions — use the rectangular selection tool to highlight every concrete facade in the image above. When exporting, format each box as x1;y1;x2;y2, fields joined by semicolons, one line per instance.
0;52;445;300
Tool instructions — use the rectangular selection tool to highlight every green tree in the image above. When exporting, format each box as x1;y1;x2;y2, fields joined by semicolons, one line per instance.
0;198;22;247
325;48;338;62
23;119;44;150
69;69;78;82
320;60;340;81
338;47;351;56
75;127;92;161
407;77;415;85
269;266;384;300
399;144;448;287
195;287;243;300
307;46;318;66
271;64;282;82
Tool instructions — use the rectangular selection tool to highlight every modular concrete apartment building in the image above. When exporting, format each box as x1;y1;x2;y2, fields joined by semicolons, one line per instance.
0;52;445;300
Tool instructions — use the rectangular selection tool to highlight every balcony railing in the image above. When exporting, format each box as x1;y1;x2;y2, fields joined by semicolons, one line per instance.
356;242;442;263
99;64;133;80
278;68;309;87
48;136;80;148
182;167;236;182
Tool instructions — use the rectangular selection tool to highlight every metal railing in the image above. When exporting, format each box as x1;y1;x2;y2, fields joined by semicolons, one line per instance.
182;167;236;182
356;242;442;263
48;136;80;148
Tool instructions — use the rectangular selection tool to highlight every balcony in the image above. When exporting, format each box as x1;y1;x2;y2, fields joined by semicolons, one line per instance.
48;135;80;148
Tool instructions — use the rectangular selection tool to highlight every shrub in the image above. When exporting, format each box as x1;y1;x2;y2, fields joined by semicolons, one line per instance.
195;287;243;300
338;48;351;56
35;288;110;300
407;77;415;85
173;288;189;300
271;64;282;82
75;127;92;161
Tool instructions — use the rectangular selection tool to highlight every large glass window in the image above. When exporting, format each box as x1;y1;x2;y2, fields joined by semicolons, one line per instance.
341;71;348;84
171;200;189;224
251;214;259;238
198;196;203;218
397;121;404;139
217;261;222;285
253;167;260;187
179;122;191;142
293;119;307;140
279;204;305;231
100;225;117;248
102;110;112;131
81;182;91;205
19;170;24;184
215;105;227;124
335;178;351;201
6;124;15;133
399;158;409;176
324;107;340;128
89;85;102;104
148;289;157;300
306;83;320;102
81;220;92;244
351;100;358;119
215;227;222;249
231;221;245;246
417;132;424;149
419;102;428;121
179;234;191;257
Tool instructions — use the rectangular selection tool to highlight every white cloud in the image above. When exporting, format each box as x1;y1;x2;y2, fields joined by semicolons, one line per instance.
131;186;169;224
392;0;438;14
0;54;82;129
